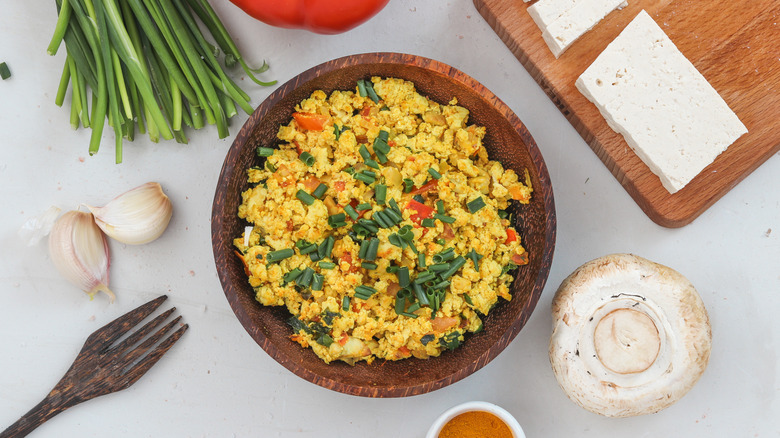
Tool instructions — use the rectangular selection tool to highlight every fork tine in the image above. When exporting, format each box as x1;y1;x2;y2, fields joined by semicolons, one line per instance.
120;324;189;389
86;295;168;348
119;315;183;367
109;307;177;354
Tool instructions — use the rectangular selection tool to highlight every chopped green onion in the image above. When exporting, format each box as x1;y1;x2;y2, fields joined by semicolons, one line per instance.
373;137;391;155
333;125;342;140
433;280;451;290
428;168;442;179
0;62;10;80
358;239;370;259
394;295;406;315
433;248;455;263
267;248;294;263
357;219;379;234
386;265;400;273
398;226;415;243
498;209;509;219
365;80;380;103
354;285;377;299
297;267;315;288
436;200;445;214
467;249;484;272
328;213;347;228
283;268;302;283
342;296;350;311
359;144;371;161
398;267;410;288
312;183;328;199
389;198;401;214
375;149;388;164
299;243;318;255
344;204;359;220
418;253;426;268
434;213;456;224
266;161;277;172
421;218;436;228
296;189;316;205
319;261;336;269
467;197;486;213
414;271;435;284
421;334;435;345
403;178;414;193
413;283;428;305
299;151;315;166
406;302;421;313
375;184;387;205
365;238;379;261
377;130;389;142
295;239;310;249
373;210;392;229
256;147;274;157
501;263;519;276
353;172;376;185
440;256;467;280
430;263;450;272
356;79;367;97
356;202;372;211
436;238;446;246
361;262;377;270
463;293;473;305
311;273;324;291
413;194;425;203
388;233;405;249
318;236;335;259
365;159;380;169
385;208;403;224
362;169;377;178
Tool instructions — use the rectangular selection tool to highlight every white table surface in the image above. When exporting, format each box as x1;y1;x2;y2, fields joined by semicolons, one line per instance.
1;1;778;436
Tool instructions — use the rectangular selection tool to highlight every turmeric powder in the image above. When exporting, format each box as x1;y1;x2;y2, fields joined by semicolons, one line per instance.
438;410;513;438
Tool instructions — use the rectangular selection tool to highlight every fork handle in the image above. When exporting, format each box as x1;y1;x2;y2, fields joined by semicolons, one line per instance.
0;393;73;438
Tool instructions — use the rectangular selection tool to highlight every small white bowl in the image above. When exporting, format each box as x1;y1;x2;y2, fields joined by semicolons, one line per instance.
426;401;526;438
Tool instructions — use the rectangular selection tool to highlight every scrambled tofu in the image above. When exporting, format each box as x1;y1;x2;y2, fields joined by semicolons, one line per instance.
233;77;532;365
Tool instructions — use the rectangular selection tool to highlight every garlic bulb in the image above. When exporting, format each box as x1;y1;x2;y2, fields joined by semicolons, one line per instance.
49;211;115;302
87;182;172;245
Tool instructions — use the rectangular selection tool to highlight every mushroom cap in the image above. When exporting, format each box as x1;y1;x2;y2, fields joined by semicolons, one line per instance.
549;253;712;417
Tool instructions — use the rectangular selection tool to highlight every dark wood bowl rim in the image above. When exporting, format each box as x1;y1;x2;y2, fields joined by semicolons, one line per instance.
211;52;556;397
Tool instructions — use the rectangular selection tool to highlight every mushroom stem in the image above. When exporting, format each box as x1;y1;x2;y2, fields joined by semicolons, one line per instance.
594;308;660;374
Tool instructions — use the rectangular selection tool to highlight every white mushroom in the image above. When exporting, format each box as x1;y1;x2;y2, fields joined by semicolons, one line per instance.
549;253;712;417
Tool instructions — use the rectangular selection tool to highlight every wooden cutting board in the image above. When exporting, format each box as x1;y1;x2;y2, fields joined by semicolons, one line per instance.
474;0;780;227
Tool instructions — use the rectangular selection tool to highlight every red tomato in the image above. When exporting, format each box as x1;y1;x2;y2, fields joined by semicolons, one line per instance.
505;228;517;244
292;112;328;131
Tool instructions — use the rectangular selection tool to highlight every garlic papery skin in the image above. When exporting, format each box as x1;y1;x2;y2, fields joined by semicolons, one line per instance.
87;182;173;245
49;211;115;302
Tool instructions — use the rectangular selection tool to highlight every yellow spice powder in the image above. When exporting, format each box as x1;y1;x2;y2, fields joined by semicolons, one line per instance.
438;410;513;438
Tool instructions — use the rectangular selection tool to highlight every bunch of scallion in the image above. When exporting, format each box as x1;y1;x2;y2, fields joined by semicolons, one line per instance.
47;0;274;163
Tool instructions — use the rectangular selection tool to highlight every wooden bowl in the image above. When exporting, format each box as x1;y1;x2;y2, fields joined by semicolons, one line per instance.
211;53;556;397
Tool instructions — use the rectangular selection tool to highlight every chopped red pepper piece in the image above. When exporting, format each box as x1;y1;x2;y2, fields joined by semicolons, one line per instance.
505;228;517;244
511;252;529;266
411;179;438;195
292;112;328;131
405;200;434;225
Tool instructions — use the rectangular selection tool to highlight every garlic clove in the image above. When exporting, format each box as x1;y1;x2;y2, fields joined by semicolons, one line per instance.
49;210;115;302
87;182;173;245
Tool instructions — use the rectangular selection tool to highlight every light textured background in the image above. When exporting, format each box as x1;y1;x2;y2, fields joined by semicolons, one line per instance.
1;1;778;436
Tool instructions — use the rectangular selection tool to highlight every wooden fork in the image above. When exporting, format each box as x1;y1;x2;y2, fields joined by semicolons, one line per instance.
0;295;188;438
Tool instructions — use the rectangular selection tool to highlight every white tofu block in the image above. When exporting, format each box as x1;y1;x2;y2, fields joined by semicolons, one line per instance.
576;10;748;193
542;0;628;57
527;0;578;30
